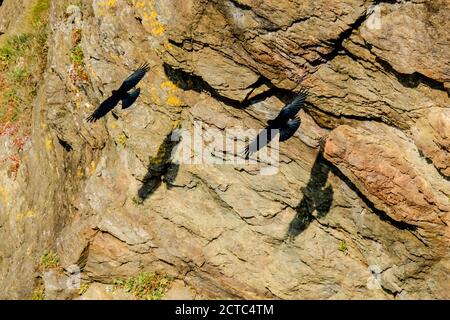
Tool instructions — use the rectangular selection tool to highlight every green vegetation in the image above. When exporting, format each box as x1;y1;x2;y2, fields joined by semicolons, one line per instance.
68;28;89;84
131;195;142;205
33;250;60;299
78;282;90;295
30;0;51;26
338;240;348;253
113;271;171;300
31;283;45;300
117;133;128;147
39;250;60;270
66;0;89;14
70;44;84;66
0;0;50;129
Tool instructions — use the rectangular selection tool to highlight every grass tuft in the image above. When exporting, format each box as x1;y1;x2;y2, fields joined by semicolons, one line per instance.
39;250;60;271
31;283;45;300
0;0;50;176
78;282;90;295
30;0;51;27
338;240;348;253
68;28;89;85
117;133;127;147
113;272;171;300
69;44;84;66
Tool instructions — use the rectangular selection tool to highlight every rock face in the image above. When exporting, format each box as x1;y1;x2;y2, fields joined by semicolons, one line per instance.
0;0;449;299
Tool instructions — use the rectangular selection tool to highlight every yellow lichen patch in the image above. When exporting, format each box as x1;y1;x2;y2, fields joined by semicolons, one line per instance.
131;0;149;9
110;121;118;129
136;1;165;37
167;95;183;107
103;0;118;6
96;0;118;16
172;120;182;129
117;133;127;147
76;167;84;178
45;134;54;151
163;41;174;52
151;23;165;36
87;161;96;176
16;209;35;221
160;80;182;106
0;187;8;203
160;80;177;92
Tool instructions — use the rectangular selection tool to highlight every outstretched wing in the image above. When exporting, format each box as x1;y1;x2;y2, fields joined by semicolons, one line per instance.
117;63;150;93
121;88;141;109
274;88;308;122
86;95;120;122
243;127;279;159
279;117;301;141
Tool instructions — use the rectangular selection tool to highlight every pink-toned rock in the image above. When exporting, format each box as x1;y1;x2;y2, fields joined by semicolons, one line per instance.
412;108;450;177
324;122;450;254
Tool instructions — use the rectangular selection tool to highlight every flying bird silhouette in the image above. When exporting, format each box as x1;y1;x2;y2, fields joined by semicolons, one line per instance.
86;63;150;122
244;88;308;159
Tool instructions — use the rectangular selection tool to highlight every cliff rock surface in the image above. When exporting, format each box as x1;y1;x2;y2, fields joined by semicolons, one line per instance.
0;0;448;299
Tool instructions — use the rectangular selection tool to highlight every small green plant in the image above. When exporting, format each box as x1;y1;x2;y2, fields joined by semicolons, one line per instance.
78;282;90;295
112;277;125;288
0;34;31;61
131;195;143;205
338;240;348;253
117;133;128;147
68;29;89;84
7;66;27;83
32;283;45;300
30;0;50;27
69;44;84;66
113;272;171;300
39;250;60;270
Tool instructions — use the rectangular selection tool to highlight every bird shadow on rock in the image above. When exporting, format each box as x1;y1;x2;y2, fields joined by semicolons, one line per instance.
286;149;417;240
287;152;334;239
137;129;181;203
163;63;296;109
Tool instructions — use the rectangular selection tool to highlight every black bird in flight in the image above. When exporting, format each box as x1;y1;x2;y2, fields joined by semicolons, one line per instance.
244;88;308;159
87;63;150;122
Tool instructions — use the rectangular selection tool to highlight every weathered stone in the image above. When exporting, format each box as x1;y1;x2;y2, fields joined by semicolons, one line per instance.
77;282;135;300
42;270;78;300
0;0;449;300
163;280;196;300
412;108;450;177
